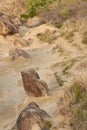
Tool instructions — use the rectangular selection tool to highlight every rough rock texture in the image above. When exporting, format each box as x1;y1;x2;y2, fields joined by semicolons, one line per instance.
21;69;49;97
0;14;18;35
14;37;30;47
9;48;30;60
11;17;22;26
17;102;50;130
26;17;45;28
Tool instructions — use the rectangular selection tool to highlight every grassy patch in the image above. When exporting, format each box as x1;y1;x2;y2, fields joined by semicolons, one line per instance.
69;82;87;129
25;0;52;18
37;29;57;44
57;79;87;129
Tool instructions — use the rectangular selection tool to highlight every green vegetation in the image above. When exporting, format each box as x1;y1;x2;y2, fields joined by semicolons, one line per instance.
72;82;83;103
20;0;87;29
58;80;87;130
45;121;52;129
70;82;87;129
37;29;57;44
75;108;85;121
24;0;52;18
25;0;74;18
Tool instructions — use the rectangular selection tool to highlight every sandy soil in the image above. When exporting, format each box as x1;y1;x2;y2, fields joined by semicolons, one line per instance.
0;23;87;130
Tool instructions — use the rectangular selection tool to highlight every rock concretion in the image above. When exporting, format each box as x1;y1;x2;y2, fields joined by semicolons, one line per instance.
9;48;30;60
17;102;50;130
21;69;49;97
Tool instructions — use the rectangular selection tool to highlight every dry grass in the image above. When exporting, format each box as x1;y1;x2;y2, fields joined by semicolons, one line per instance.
60;29;75;43
54;72;65;87
57;74;87;130
37;29;57;44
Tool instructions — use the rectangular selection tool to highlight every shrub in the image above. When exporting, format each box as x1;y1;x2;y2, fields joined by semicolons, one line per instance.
26;0;52;18
20;13;30;19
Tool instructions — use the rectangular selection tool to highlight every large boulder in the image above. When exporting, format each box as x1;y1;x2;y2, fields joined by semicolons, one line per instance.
0;14;18;35
21;69;49;97
9;48;30;60
17;102;50;130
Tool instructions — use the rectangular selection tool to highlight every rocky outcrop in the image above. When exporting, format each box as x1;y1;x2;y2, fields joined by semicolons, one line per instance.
26;17;45;28
14;37;30;47
0;14;18;35
17;102;50;130
9;48;30;60
11;17;22;26
21;69;49;97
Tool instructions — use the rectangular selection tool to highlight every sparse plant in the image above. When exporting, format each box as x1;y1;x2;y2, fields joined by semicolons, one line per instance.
58;45;65;54
82;31;87;45
54;72;65;86
62;62;74;74
65;31;74;42
53;44;65;55
45;121;52;129
25;0;52;18
37;29;57;44
60;29;74;42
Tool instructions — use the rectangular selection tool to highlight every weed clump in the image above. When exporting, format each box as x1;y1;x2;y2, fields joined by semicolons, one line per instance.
37;29;57;44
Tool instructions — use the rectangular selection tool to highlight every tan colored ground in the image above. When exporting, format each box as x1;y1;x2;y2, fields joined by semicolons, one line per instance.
0;22;87;130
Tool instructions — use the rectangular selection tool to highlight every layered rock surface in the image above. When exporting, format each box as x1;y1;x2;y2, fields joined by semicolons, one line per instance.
17;102;50;130
21;69;49;97
0;14;18;35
